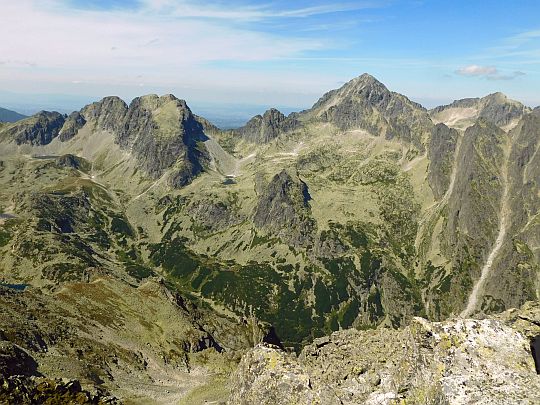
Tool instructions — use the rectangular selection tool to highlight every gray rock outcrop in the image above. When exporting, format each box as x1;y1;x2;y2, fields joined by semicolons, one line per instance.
6;111;65;146
235;108;300;143
253;169;315;247
117;94;209;186
430;92;531;130
427;123;459;199
304;73;433;150
59;111;86;141
81;96;128;133
231;303;540;404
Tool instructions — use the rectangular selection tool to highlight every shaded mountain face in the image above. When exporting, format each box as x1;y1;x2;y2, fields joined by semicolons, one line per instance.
483;109;540;311
0;107;27;123
58;111;86;142
4;111;65;146
253;169;315;247
427;123;459;200
1;74;540;403
116;94;209;187
430;92;531;131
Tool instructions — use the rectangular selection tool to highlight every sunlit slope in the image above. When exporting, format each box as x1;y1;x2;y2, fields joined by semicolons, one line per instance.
0;74;538;354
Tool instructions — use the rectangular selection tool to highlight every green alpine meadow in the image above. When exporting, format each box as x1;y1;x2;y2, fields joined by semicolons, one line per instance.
1;1;540;403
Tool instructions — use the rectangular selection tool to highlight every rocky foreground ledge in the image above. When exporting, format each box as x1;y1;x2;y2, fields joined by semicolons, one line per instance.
229;302;540;405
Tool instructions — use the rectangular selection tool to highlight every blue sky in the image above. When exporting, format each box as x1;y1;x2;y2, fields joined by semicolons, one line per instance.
1;0;539;116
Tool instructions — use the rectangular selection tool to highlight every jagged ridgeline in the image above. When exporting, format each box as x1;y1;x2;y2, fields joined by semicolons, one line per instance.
0;74;539;400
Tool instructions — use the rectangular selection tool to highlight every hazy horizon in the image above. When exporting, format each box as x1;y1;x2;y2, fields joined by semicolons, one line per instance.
1;0;539;123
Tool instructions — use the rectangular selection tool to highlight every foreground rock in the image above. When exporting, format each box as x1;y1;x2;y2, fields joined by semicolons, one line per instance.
230;302;540;404
228;344;341;405
0;376;116;404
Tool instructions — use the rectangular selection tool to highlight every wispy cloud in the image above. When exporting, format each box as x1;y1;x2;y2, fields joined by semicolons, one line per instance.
487;71;526;81
0;0;327;72
476;28;540;66
0;0;361;105
139;0;384;21
455;65;497;77
490;29;540;54
455;65;526;80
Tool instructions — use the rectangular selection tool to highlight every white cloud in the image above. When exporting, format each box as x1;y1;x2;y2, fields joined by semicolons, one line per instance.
455;65;497;76
0;1;326;69
0;0;340;98
455;65;525;81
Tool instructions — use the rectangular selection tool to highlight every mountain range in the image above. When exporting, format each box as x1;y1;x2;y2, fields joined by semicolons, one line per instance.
0;107;27;123
0;73;539;403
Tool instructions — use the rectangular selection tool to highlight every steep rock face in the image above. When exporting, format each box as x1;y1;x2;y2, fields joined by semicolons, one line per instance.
59;111;86;142
304;73;432;150
479;110;540;313
231;304;540;404
81;96;128;133
236;108;300;143
420;112;540;319
427;123;459;199
5;111;65;146
118;94;209;187
431;92;531;131
445;121;507;270
253;169;315;247
436;120;507;311
70;94;210;187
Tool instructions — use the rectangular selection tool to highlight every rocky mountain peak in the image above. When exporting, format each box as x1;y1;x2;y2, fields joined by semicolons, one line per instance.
58;111;86;142
430;92;531;131
235;108;300;144
486;91;507;102
304;73;431;150
341;72;389;96
115;94;209;186
81;96;128;132
253;169;315;247
134;93;190;113
262;107;284;121
4;111;65;146
310;73;391;112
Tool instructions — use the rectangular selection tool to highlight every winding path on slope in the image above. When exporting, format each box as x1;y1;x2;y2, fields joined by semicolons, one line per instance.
460;143;510;318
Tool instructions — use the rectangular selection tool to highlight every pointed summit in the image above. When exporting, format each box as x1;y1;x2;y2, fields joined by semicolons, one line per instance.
347;72;386;88
81;96;128;133
310;73;389;112
302;73;431;150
